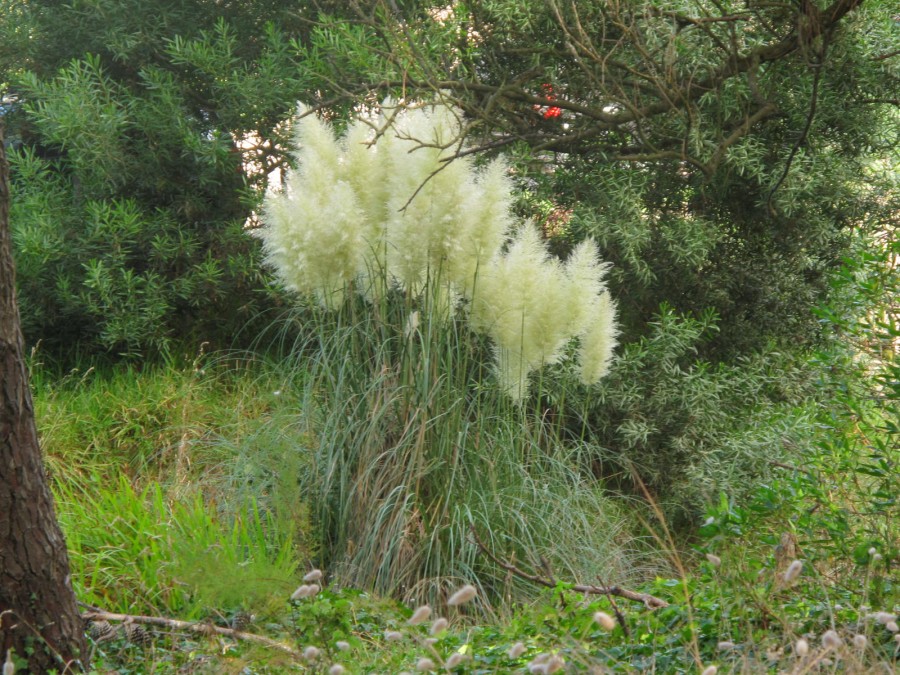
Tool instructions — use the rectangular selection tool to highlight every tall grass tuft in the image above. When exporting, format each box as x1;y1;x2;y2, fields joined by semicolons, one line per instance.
245;99;643;607
259;291;645;609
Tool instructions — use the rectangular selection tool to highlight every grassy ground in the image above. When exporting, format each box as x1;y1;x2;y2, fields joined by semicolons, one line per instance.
30;347;898;673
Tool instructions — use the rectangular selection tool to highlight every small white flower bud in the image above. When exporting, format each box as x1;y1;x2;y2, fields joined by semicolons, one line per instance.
593;611;616;630
783;560;803;583
303;569;323;582
408;605;432;625
795;638;809;657
822;630;843;649
430;617;449;635
447;584;477;606
507;642;526;659
416;657;436;671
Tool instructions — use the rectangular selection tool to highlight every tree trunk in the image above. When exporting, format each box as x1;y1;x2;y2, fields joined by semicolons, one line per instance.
0;129;87;671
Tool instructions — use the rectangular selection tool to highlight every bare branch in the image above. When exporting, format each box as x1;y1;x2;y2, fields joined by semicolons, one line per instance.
469;525;669;609
81;611;303;660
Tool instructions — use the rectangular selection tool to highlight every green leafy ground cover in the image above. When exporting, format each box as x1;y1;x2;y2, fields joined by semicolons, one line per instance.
31;313;898;673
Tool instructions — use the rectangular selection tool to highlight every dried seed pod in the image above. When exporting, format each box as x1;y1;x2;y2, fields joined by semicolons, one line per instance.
87;620;118;643
124;622;151;646
231;611;252;632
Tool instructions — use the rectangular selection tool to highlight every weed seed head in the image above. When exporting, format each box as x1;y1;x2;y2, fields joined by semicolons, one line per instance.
409;605;432;625
329;665;345;675
3;650;14;675
795;638;809;657
852;634;867;649
705;553;722;567
335;640;350;651
527;653;550;674
701;667;717;675
887;621;899;633
430;617;449;635
873;612;897;625
508;642;526;659
717;641;735;651
822;630;843;649
544;655;564;673
303;646;321;661
303;569;323;582
783;560;803;583
447;584;477;606
445;653;466;668
593;611;616;631
385;630;403;642
290;583;320;600
416;657;436;671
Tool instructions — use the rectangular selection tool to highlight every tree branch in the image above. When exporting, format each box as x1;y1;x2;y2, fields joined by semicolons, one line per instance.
468;525;669;609
81;611;303;660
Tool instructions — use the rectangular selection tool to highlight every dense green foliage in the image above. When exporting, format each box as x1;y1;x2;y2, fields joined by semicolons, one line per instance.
0;1;331;355
2;1;897;671
284;0;898;508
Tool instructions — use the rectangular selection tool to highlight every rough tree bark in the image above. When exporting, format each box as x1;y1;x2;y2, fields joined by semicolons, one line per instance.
0;128;87;671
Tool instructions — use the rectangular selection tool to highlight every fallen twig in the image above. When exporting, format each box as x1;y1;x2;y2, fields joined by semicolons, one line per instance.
80;611;302;660
469;525;669;609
